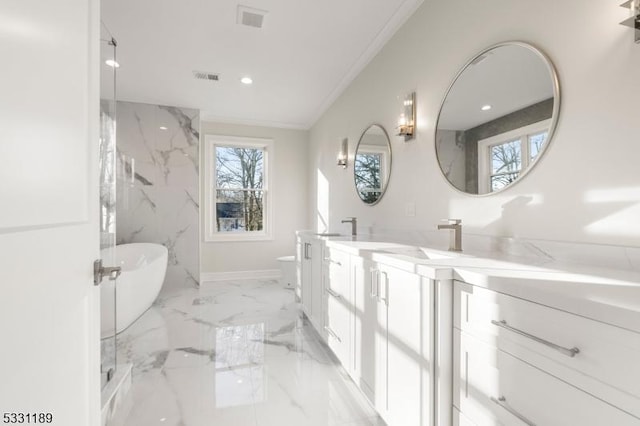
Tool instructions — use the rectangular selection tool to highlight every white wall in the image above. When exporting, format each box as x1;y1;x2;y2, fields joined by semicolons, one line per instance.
309;0;640;246
200;122;309;274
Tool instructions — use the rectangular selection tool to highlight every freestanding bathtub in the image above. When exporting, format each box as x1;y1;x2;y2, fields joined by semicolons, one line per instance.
100;243;168;337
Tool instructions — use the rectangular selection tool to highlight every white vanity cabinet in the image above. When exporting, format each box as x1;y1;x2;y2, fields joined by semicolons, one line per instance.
350;256;432;426
351;256;383;408
297;235;324;331
453;280;640;425
324;246;352;367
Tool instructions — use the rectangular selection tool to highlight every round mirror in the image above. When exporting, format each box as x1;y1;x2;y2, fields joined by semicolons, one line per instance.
435;42;560;195
354;124;392;205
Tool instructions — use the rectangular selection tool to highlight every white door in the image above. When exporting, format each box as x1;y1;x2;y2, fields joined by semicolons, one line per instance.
0;1;101;425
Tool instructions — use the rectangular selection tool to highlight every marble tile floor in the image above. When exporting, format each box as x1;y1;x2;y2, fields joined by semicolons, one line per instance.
109;279;385;426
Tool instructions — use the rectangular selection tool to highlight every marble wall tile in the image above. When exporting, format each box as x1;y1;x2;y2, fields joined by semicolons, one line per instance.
116;101;200;291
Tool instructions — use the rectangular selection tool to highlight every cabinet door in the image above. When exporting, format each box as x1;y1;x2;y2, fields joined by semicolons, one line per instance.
381;264;432;426
310;240;324;328
300;240;313;316
353;257;379;403
295;239;302;301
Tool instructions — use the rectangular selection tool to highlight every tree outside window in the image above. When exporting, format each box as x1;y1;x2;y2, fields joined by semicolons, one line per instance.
205;135;272;241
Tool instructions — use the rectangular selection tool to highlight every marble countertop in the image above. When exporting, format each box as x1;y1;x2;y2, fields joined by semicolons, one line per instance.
299;231;640;334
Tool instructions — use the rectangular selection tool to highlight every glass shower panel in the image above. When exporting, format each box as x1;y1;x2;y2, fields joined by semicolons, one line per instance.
100;32;117;390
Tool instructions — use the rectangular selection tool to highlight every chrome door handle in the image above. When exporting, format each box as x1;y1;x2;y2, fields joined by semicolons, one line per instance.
93;259;121;286
491;320;580;358
491;396;536;426
324;326;342;342
326;288;341;299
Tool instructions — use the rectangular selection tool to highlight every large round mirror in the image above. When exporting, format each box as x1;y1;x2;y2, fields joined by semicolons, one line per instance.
354;124;392;205
435;42;560;195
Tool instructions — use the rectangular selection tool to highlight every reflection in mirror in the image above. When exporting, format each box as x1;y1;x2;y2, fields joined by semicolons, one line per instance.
435;42;560;195
354;124;392;205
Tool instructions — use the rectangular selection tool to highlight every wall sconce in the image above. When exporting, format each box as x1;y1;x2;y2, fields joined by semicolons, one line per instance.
397;92;416;141
620;0;640;43
337;138;348;168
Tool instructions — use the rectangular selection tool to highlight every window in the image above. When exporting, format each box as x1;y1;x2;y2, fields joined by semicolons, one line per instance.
478;119;550;193
354;151;383;202
204;135;273;241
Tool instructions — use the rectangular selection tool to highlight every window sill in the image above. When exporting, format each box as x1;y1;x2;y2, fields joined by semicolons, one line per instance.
205;233;274;243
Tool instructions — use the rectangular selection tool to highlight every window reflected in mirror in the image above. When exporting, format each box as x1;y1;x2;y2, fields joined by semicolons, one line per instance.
435;43;560;195
354;124;392;205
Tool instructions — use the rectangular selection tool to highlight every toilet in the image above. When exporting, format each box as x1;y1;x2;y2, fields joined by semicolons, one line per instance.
277;255;296;288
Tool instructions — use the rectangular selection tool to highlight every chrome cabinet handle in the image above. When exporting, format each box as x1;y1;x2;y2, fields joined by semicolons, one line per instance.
370;269;378;298
491;320;580;358
326;287;341;299
322;257;341;266
304;243;311;259
379;271;389;305
324;326;342;342
491;396;536;426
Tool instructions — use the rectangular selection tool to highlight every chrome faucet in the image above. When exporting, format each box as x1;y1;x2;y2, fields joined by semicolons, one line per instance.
342;217;357;236
437;219;462;252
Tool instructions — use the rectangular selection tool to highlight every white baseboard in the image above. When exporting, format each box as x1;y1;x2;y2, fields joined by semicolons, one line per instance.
200;269;282;283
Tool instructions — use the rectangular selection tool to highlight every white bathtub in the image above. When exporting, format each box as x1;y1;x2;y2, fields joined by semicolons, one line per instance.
100;243;168;337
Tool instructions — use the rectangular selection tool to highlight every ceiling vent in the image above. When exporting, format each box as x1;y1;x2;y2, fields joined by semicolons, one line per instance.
193;71;219;81
237;5;267;29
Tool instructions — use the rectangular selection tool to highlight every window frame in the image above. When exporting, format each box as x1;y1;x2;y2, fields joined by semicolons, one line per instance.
477;119;551;193
204;134;274;242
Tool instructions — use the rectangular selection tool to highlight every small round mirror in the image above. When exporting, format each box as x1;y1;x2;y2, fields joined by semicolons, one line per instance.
354;124;392;205
435;42;560;195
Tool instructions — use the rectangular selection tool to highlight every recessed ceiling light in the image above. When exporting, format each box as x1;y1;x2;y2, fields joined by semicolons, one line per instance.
240;77;253;85
159;126;168;130
481;104;492;111
105;59;120;68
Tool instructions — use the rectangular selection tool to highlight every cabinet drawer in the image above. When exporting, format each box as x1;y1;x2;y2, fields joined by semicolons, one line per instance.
326;289;349;365
454;329;639;426
326;248;350;296
454;280;640;415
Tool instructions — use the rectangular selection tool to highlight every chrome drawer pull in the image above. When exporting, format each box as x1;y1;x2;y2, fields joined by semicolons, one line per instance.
491;396;536;426
323;257;342;266
324;326;342;342
326;288;342;299
491;320;580;358
370;269;378;298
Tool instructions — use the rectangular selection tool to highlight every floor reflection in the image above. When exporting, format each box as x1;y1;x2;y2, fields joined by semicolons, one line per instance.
109;279;384;426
